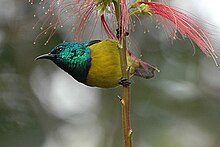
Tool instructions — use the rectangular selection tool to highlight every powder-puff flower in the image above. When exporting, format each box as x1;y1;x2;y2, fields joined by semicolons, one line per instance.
30;0;120;43
130;1;218;65
30;0;218;65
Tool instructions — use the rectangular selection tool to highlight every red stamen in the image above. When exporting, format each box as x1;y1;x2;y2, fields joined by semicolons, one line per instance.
138;2;218;64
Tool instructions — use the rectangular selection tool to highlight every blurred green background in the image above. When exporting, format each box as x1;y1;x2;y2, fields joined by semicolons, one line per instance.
1;0;220;147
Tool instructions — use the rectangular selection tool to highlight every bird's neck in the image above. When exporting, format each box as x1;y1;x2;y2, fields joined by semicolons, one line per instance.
54;49;91;84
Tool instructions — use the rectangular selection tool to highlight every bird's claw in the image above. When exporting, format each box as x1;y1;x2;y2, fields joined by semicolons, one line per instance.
118;78;131;87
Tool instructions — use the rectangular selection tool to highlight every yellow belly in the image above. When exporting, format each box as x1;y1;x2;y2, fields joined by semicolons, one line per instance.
86;40;122;88
86;40;139;88
85;39;158;87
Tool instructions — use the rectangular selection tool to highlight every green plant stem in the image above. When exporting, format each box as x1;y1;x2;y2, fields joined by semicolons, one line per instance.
114;1;132;147
119;37;132;147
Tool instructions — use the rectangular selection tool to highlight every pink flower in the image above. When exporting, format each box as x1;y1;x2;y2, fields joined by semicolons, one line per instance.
131;1;218;65
30;0;218;66
31;0;119;43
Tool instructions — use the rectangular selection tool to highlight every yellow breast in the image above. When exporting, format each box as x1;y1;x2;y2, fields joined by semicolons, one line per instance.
86;40;139;88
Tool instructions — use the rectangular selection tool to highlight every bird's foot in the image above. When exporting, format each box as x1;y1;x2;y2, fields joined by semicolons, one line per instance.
118;78;131;87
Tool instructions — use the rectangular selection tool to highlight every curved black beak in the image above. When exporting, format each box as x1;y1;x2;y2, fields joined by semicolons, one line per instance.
35;53;55;60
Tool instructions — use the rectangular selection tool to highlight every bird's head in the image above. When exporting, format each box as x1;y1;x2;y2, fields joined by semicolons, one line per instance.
35;42;91;83
36;42;81;61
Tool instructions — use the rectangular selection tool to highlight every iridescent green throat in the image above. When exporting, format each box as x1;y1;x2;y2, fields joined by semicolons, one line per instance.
52;42;91;84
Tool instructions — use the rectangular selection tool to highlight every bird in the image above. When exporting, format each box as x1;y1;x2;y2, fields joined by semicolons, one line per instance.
35;39;157;88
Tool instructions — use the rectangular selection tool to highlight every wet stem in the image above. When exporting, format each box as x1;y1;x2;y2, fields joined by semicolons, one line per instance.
114;0;132;147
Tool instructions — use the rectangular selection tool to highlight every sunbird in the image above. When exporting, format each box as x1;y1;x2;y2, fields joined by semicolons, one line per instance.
35;39;157;88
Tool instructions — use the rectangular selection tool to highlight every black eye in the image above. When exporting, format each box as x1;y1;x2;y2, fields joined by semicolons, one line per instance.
58;48;65;52
51;47;65;54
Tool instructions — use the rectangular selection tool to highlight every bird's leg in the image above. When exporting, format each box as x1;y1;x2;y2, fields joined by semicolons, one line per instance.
118;78;131;87
116;27;129;39
118;66;131;87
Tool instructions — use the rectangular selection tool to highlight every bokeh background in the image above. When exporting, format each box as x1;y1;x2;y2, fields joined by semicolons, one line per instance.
1;0;220;147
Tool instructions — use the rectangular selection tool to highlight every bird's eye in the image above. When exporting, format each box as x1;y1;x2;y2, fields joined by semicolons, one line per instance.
51;47;65;55
58;48;65;52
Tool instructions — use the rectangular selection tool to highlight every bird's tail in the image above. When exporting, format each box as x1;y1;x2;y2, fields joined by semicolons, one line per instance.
134;60;159;79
